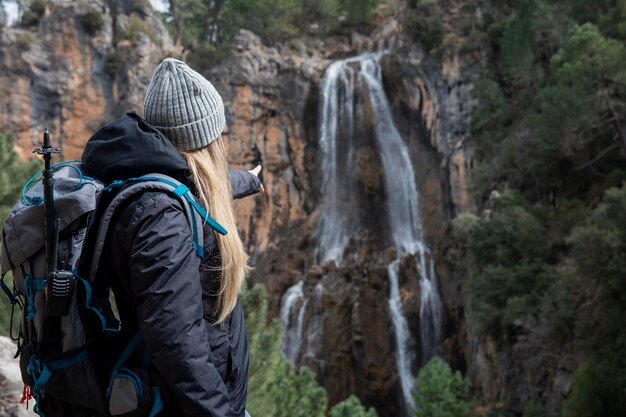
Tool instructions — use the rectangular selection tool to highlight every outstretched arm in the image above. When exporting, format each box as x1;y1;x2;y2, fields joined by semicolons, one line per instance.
229;166;263;199
129;194;233;417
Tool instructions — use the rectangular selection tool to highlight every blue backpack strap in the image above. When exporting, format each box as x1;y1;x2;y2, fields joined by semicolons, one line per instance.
87;174;225;282
27;350;91;416
24;275;47;321
104;176;228;236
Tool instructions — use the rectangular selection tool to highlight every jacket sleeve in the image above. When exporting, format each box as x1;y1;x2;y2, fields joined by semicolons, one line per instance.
229;169;261;199
128;194;233;417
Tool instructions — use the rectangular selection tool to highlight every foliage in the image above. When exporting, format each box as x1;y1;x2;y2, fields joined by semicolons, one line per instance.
119;15;157;44
471;1;626;200
221;0;301;45
500;0;536;88
404;1;444;53
267;362;328;417
521;402;544;417
411;357;469;417
301;0;341;34
15;31;34;50
463;190;558;337
329;395;377;417
104;52;119;78
562;184;626;415
158;0;381;58
243;283;328;417
561;361;621;417
186;43;230;74
340;0;379;26
483;406;513;417
81;10;104;35
20;0;45;27
0;132;39;223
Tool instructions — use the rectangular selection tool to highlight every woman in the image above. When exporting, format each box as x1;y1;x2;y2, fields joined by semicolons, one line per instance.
82;58;261;417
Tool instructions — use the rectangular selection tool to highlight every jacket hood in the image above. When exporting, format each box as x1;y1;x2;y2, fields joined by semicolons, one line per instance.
81;113;191;186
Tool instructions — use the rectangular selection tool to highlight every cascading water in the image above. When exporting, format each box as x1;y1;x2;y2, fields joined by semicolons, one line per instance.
316;51;443;413
359;56;443;367
280;281;307;363
317;58;357;265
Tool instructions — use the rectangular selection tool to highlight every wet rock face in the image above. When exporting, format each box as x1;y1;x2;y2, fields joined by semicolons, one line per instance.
2;4;484;414
210;29;479;415
0;1;170;160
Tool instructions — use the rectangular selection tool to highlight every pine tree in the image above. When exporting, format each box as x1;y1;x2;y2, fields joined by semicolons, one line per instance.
411;357;469;417
243;284;328;417
330;395;378;417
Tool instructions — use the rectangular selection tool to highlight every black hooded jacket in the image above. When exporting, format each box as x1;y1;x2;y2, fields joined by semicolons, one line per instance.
81;113;260;417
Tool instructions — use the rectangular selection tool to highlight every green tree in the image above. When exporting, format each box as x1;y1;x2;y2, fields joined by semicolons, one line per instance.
0;132;39;222
562;184;626;415
221;0;301;45
463;191;558;337
500;0;536;88
243;284;328;417
330;395;377;417
340;0;380;26
411;357;469;417
521;402;545;417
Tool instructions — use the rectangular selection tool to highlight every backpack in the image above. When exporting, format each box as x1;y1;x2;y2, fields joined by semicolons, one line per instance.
0;160;227;417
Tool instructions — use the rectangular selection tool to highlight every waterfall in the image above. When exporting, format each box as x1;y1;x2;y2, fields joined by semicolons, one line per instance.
316;58;358;264
280;281;307;363
316;51;443;413
388;260;417;410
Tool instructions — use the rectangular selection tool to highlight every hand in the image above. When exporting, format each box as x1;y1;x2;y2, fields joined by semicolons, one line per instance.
248;165;265;192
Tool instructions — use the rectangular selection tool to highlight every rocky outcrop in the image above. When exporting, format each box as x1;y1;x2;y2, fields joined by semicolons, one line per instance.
209;22;481;414
0;336;35;417
2;1;560;416
0;0;172;159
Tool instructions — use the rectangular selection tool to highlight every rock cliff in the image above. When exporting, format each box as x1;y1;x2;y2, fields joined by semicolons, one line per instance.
1;1;568;416
0;0;170;159
211;24;479;414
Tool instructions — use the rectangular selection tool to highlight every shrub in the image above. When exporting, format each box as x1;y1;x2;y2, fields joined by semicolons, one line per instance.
186;43;230;73
120;15;157;44
104;51;119;78
330;395;378;417
21;0;46;27
465;190;558;337
243;284;328;417
411;357;469;417
81;10;104;35
521;402;545;417
15;32;34;50
563;184;626;413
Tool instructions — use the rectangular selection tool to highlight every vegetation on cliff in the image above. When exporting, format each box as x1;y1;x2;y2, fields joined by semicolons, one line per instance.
412;357;470;417
442;0;626;415
151;0;384;69
242;283;378;416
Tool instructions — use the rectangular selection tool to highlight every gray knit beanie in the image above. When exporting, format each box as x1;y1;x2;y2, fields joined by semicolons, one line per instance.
144;58;226;151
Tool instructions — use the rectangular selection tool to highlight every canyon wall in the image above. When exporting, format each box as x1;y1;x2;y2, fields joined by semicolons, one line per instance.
1;2;569;416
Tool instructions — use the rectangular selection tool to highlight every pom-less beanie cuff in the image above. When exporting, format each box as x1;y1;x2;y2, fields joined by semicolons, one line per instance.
144;58;226;150
152;107;226;151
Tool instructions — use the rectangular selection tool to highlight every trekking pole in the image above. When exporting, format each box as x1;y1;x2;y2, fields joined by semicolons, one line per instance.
33;129;74;317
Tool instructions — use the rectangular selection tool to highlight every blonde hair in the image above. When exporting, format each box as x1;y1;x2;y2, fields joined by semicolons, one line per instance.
181;138;249;324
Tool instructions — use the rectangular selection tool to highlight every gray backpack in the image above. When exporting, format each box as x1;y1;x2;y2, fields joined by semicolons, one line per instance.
1;161;226;417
